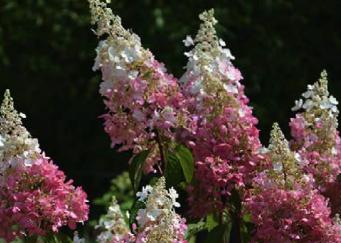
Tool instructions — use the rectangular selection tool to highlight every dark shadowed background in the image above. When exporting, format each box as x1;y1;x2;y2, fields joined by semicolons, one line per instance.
1;0;341;219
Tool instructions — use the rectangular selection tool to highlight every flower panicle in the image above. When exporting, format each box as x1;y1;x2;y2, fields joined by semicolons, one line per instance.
0;90;41;165
96;196;133;243
0;91;89;241
292;70;339;118
289;70;341;188
135;177;187;243
182;9;261;218
88;0;140;45
194;9;219;51
0;89;25;136
90;0;188;173
268;123;302;188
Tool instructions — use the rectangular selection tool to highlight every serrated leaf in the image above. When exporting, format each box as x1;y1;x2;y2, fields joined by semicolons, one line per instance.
129;150;150;192
174;144;194;183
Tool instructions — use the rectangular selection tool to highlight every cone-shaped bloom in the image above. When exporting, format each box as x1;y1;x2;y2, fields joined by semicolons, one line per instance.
96;178;187;243
245;123;341;242
135;177;187;243
290;71;341;187
289;71;341;215
96;196;134;243
0;90;89;242
180;9;263;217
89;0;188;173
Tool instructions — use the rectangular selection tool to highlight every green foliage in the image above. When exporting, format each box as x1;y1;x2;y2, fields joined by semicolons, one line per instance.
185;220;206;241
129;150;150;192
204;224;230;243
165;151;186;187
128;199;146;229
164;144;194;187
94;171;134;214
174;144;194;183
206;214;219;231
41;234;73;243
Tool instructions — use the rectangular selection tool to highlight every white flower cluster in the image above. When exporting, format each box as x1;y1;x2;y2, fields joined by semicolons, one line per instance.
135;177;186;243
93;39;144;95
136;179;180;227
292;70;339;117
0;90;41;176
89;0;146;97
180;9;238;94
96;196;132;243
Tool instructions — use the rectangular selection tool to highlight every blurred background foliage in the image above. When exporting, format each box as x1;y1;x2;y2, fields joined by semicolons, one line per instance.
0;0;341;221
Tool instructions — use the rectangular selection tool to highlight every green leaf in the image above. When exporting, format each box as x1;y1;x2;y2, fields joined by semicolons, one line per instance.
174;144;194;183
129;150;150;192
129;199;146;228
204;224;230;243
206;214;219;231
188;236;196;243
241;213;255;243
242;213;252;223
165;152;185;187
185;220;206;239
40;233;73;243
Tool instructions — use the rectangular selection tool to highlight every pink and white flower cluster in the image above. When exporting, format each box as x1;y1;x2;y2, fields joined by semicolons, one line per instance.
180;10;263;217
96;177;187;243
96;196;134;243
89;0;189;173
134;178;187;243
245;123;341;242
0;90;89;242
90;1;341;241
90;1;263;218
289;71;341;213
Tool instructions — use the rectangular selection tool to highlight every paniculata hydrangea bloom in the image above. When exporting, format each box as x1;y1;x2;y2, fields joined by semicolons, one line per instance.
96;196;134;243
245;123;341;242
180;9;263;217
0;90;89;242
89;0;188;172
290;70;341;188
289;71;341;215
135;177;187;243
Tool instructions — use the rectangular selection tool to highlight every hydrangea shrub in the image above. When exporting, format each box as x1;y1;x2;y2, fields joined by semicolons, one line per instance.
1;0;340;242
88;0;341;242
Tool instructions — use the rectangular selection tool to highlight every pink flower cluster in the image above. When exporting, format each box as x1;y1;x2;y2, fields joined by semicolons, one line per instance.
245;187;341;242
289;71;341;217
134;215;187;243
0;156;88;242
89;3;341;241
98;51;185;152
0;90;89;242
90;0;188;172
245;123;341;242
181;10;262;217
